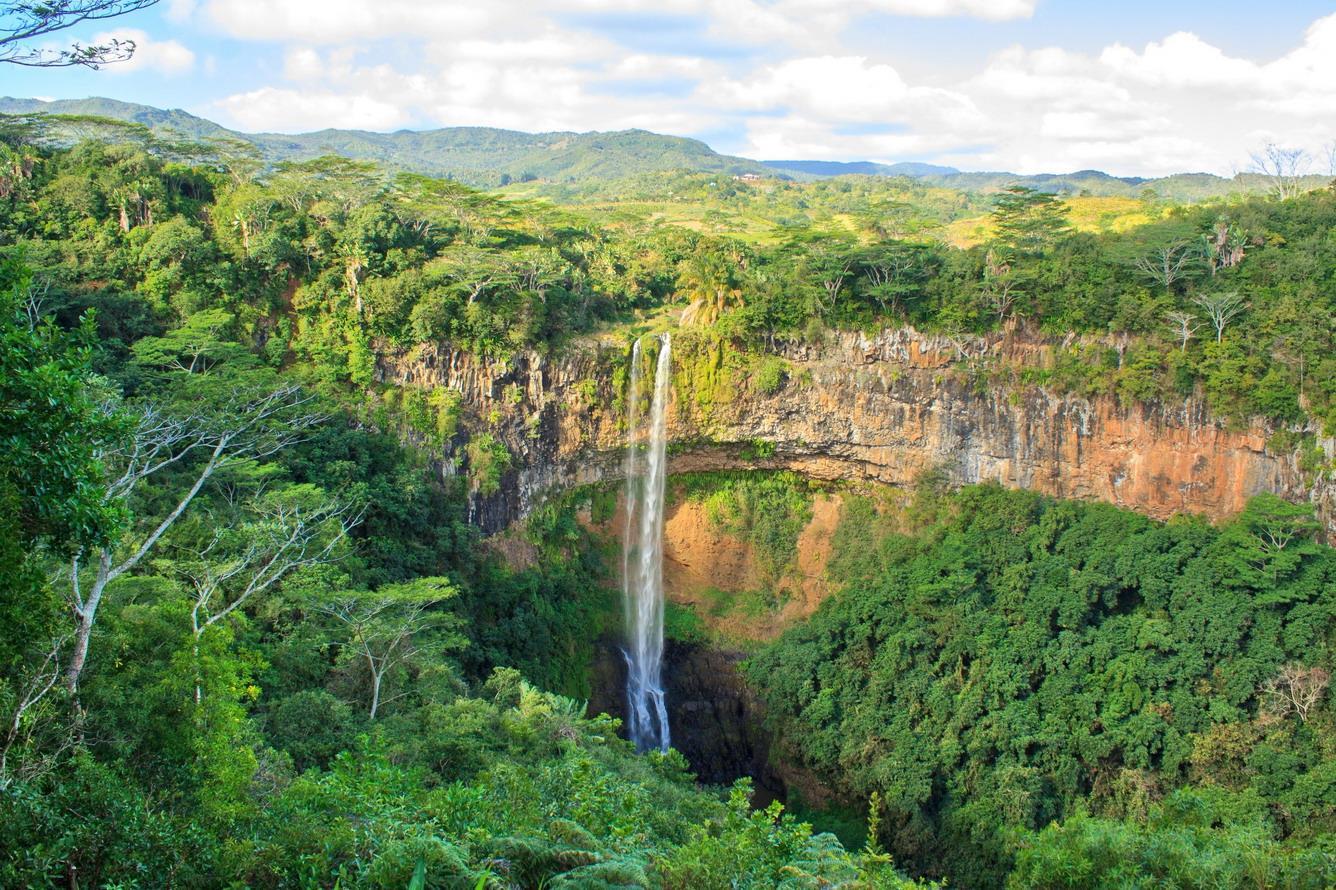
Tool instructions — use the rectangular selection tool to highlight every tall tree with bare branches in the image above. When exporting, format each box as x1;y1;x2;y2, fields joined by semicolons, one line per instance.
1165;310;1202;352
1135;240;1199;292
62;383;325;695
1191;291;1247;343
1251;143;1310;200
179;489;361;703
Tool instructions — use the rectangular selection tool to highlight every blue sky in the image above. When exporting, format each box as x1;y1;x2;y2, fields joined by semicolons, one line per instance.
5;0;1336;176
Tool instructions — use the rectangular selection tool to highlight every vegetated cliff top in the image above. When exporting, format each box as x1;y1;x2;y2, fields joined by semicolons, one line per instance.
4;96;1328;200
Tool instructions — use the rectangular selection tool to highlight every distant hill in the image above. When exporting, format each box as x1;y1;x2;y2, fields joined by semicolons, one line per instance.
0;96;771;187
0;96;232;140
770;157;1333;202
763;159;959;178
3;96;1330;199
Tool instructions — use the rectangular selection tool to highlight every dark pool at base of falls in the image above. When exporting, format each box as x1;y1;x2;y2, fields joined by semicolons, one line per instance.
589;637;788;806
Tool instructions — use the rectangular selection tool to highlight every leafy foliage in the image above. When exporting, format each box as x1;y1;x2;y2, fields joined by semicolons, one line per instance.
747;483;1336;886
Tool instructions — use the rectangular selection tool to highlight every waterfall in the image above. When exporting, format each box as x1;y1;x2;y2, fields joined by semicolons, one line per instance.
622;334;672;753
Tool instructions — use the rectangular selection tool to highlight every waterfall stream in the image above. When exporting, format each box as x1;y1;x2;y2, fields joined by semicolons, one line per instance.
622;334;672;753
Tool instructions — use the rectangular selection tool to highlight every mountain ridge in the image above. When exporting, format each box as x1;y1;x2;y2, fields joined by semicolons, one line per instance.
0;96;770;186
3;95;1329;199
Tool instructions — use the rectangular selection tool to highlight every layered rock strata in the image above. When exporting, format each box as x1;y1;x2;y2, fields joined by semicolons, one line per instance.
378;328;1335;536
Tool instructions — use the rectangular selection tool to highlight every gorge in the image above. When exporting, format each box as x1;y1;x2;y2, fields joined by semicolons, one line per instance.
380;324;1336;808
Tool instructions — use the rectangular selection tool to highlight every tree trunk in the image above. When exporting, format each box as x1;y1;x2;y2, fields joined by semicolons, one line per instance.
64;440;228;696
369;669;381;720
66;553;111;695
193;632;202;706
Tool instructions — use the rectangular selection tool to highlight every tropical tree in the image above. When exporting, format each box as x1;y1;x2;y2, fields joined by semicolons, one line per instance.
676;240;746;326
62;380;325;695
990;186;1070;256
0;257;123;773
1191;291;1247;342
315;577;464;718
179;486;361;702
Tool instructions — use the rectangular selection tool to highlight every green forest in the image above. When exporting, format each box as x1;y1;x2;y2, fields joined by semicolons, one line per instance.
749;481;1336;887
1;109;1335;889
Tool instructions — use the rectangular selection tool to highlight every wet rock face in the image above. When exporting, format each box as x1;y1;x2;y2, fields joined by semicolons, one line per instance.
662;641;785;797
378;329;1335;537
588;638;786;802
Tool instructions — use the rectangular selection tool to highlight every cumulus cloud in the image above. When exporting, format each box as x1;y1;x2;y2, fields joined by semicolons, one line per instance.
956;16;1336;175
1101;32;1258;88
713;56;985;138
212;87;409;131
217;41;719;135
1099;13;1336;117
92;29;195;74
973;46;1138;112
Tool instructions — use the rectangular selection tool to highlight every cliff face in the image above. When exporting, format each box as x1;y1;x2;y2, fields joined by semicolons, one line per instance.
588;638;787;801
377;328;1336;536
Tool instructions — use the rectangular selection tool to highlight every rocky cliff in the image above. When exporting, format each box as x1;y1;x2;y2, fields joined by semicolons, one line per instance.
377;327;1336;536
588;638;788;800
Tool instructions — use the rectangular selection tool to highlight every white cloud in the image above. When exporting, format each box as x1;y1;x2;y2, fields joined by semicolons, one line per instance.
716;56;909;115
212;87;410;131
779;0;1035;22
92;29;195;74
440;31;615;66
1038;111;1169;142
165;0;197;22
606;54;721;81
955;19;1336;175
973;46;1138;111
1100;32;1257;88
281;47;325;82
1100;14;1336;111
216;44;722;136
203;0;1035;49
713;55;985;136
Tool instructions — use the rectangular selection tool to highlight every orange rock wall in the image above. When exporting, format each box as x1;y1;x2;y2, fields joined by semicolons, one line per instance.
379;328;1335;536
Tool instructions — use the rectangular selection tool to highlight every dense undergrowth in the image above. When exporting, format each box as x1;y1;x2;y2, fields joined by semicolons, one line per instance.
7;664;932;888
747;481;1336;887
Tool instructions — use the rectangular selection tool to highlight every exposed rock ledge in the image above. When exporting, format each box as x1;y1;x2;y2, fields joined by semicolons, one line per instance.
376;328;1336;536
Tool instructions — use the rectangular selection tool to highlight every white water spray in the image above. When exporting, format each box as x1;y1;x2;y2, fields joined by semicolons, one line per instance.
622;334;672;752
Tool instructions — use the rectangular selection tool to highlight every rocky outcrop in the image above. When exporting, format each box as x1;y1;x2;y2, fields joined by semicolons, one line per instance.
656;493;841;640
377;328;1336;536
